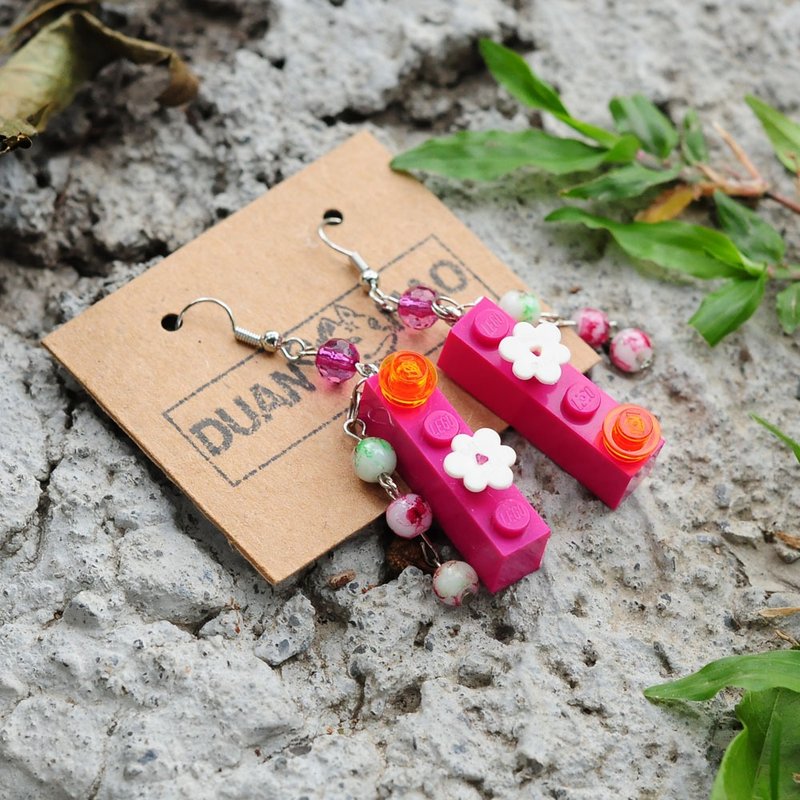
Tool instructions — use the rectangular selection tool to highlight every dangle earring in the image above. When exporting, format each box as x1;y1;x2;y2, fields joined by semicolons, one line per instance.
173;297;363;384
497;290;654;374
318;213;664;509
171;297;550;603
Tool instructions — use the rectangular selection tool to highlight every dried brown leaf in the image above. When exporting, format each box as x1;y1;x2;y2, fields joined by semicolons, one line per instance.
635;183;697;222
776;531;800;551
0;10;198;155
1;0;98;52
759;607;800;619
327;570;356;590
386;538;435;575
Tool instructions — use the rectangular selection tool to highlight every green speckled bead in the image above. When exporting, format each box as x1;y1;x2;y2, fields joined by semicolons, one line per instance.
498;290;541;323
353;437;397;483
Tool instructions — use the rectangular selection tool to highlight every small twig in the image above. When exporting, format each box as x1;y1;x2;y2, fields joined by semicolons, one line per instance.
695;169;768;197
691;123;771;203
765;190;800;216
713;121;762;180
775;629;800;647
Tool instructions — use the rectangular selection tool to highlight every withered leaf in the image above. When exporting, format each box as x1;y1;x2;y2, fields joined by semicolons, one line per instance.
759;607;800;619
1;0;98;53
0;9;198;155
636;183;697;222
776;531;800;551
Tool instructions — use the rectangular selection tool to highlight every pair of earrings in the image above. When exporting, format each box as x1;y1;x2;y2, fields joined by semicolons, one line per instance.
316;213;663;509
171;212;664;606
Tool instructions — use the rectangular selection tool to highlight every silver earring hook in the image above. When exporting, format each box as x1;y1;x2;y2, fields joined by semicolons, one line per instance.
317;215;380;288
172;297;321;363
173;296;290;353
318;214;402;313
176;297;236;332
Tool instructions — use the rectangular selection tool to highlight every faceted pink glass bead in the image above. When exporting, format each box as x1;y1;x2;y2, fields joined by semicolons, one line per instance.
385;493;433;539
573;307;611;348
315;338;360;383
609;328;653;373
397;285;438;330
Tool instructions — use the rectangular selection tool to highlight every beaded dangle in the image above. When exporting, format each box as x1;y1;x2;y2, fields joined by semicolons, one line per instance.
497;290;654;374
172;297;482;606
344;358;481;606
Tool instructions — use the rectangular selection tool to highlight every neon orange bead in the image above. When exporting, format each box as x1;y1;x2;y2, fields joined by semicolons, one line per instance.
602;404;661;463
378;351;438;408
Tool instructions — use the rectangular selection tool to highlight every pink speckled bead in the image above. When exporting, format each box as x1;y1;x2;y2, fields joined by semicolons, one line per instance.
432;560;480;606
315;338;360;383
385;493;433;539
573;307;611;348
397;285;438;330
609;328;653;373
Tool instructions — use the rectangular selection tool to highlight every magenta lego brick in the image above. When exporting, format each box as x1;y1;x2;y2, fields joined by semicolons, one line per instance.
358;376;551;592
438;298;664;509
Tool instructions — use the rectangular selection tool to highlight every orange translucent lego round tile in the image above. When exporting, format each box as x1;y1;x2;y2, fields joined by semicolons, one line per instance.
378;351;438;408
601;404;661;463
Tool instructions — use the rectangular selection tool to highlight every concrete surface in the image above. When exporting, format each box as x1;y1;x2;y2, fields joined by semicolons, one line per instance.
1;1;799;798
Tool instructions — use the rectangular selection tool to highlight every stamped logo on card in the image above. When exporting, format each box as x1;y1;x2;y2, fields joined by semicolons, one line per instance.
44;132;598;584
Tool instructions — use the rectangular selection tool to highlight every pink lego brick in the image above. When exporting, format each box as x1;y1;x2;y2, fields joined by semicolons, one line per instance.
358;376;551;592
438;298;664;509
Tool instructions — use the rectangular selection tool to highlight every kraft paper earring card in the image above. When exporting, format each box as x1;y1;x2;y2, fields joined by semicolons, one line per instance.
43;131;599;585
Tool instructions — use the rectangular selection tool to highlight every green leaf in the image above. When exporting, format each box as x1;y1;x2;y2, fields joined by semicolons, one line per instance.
644;650;800;701
609;94;679;158
647;652;800;800
776;283;800;334
0;10;198;155
479;39;619;148
681;109;709;164
391;129;625;181
603;133;641;163
751;415;800;462
545;207;749;279
689;273;767;346
563;164;680;201
713;191;786;265
710;688;800;800
746;95;800;173
479;39;567;117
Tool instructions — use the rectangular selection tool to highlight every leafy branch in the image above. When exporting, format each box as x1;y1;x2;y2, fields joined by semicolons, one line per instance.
391;39;800;345
645;650;800;799
0;1;198;157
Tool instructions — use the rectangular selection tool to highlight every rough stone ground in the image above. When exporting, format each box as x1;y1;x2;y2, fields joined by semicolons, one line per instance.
1;1;799;798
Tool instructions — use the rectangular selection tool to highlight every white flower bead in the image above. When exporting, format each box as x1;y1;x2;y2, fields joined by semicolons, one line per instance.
432;560;480;606
498;320;571;384
443;428;516;493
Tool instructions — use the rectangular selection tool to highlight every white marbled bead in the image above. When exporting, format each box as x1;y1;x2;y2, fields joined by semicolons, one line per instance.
385;493;433;539
352;437;397;483
498;290;541;323
432;560;480;607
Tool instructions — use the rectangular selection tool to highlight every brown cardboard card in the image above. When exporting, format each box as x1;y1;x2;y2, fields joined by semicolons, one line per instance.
44;131;599;584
